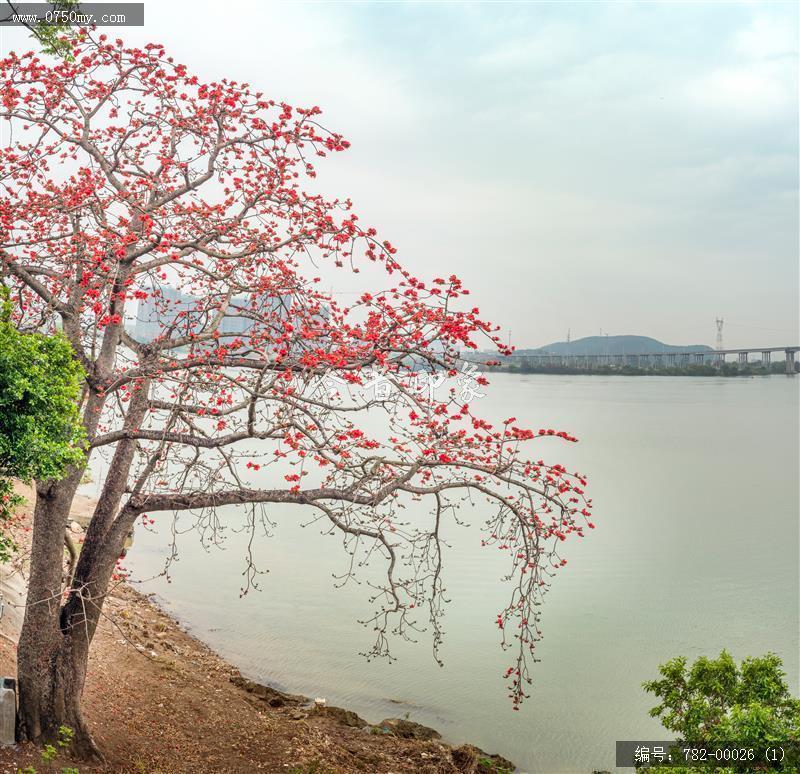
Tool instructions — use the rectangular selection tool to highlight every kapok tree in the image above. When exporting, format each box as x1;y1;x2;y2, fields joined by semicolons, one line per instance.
0;32;593;758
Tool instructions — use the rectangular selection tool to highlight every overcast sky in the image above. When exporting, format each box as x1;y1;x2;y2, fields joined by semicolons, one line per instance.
2;1;798;348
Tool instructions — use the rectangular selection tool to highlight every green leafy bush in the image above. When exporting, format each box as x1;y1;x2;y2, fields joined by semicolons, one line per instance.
0;288;85;559
643;651;800;772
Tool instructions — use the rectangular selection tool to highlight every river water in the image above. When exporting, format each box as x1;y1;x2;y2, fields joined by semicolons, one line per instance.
118;374;799;773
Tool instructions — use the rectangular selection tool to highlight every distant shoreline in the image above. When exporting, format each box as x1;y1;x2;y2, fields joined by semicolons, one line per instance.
487;363;798;378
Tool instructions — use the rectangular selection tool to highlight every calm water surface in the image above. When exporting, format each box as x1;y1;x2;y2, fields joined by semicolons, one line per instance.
113;374;798;773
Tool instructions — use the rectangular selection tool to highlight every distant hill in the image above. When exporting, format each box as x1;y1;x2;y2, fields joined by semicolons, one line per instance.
513;335;713;356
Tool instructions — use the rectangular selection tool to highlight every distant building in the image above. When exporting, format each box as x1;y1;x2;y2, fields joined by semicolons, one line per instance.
130;285;329;348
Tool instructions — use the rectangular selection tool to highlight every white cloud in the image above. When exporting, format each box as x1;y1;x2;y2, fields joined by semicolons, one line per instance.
686;61;793;118
734;14;797;59
475;23;582;71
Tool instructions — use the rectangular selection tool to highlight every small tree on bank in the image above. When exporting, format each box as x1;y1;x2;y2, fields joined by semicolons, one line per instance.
643;651;800;772
0;32;594;758
645;651;800;744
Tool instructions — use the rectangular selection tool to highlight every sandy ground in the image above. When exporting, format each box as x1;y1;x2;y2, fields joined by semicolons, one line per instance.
0;485;514;774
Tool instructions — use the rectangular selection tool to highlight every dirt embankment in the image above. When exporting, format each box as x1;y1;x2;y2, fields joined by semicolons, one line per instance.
0;485;515;774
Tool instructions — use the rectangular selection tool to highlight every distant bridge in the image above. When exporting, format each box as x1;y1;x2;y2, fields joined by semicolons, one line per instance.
471;346;799;375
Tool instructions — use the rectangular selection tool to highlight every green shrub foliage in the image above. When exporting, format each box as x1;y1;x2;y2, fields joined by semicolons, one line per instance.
0;287;86;559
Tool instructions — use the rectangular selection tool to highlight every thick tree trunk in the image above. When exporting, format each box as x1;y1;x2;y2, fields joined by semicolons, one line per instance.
16;629;99;759
16;487;131;759
16;473;103;758
17;381;147;758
